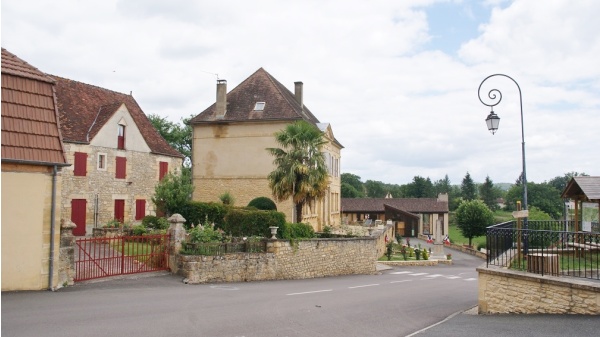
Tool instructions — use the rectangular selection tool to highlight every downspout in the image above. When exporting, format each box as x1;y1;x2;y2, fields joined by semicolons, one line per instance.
48;165;58;291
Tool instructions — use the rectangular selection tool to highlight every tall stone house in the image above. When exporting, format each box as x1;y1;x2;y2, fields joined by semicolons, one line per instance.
52;76;183;236
190;68;343;231
1;48;69;290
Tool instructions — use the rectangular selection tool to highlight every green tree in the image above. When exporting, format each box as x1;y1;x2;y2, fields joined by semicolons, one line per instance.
461;172;477;201
547;172;588;192
405;176;435;198
341;173;365;197
455;200;494;247
152;171;194;217
479;176;498;211
148;114;192;169
364;180;386;198
505;182;563;218
267;121;328;222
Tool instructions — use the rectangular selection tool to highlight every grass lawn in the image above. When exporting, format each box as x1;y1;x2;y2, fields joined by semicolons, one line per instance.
447;210;511;248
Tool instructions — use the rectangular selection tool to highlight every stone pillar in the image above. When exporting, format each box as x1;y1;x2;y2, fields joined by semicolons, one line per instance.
59;219;77;287
168;213;187;274
431;218;446;260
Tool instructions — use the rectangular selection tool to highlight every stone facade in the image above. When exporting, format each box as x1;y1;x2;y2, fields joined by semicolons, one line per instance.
177;236;381;284
478;266;600;314
62;142;182;234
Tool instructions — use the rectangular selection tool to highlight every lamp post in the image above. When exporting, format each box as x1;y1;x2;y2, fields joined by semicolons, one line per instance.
478;74;529;251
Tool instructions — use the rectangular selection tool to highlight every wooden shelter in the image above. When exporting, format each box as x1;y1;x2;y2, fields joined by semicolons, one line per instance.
561;176;600;232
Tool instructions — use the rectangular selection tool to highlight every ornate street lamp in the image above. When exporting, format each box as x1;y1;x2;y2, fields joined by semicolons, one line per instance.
478;74;529;250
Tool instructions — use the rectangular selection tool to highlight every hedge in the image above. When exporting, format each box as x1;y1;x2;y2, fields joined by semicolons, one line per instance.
223;209;286;237
279;222;315;239
178;201;229;229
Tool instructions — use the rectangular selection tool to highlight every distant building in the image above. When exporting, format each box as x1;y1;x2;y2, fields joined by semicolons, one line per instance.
341;194;449;238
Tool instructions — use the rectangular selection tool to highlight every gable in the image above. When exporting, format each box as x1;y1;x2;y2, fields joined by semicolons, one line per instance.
52;76;182;158
89;104;151;152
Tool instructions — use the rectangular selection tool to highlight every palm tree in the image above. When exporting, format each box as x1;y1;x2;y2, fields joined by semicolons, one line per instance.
267;121;329;223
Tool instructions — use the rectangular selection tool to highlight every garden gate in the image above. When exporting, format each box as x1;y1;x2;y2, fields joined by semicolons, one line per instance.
74;234;170;282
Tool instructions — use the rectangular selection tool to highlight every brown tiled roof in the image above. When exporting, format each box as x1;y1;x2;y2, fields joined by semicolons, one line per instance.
51;75;183;158
341;198;449;213
561;176;600;201
191;68;321;124
1;48;68;166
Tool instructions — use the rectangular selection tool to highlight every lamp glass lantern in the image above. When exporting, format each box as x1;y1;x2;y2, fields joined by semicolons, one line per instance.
485;111;500;135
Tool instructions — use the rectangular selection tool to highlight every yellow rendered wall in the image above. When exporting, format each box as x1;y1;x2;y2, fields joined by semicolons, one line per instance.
1;170;59;290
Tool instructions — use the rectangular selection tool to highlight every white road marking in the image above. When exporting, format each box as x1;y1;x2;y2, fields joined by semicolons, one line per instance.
409;273;428;276
425;274;444;278
464;278;477;281
286;289;332;296
348;284;380;289
445;276;461;279
390;271;413;274
390;280;411;284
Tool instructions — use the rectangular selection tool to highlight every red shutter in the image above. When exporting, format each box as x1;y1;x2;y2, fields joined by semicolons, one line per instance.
135;199;146;220
71;199;87;236
114;200;125;223
118;125;125;149
74;152;87;176
159;161;168;180
116;156;127;179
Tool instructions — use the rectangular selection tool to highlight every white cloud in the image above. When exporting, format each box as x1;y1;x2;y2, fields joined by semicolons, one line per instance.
2;0;598;186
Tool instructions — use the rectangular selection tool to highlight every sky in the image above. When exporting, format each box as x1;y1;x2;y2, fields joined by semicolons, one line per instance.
2;0;599;186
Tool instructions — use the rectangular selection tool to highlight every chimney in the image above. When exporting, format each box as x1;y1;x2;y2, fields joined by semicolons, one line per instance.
294;81;303;109
216;79;227;119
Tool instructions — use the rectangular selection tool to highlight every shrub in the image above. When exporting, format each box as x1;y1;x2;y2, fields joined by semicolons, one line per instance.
104;219;121;228
219;191;235;206
247;197;277;211
223;209;286;237
422;249;429;260
188;225;224;243
386;242;393;261
142;215;169;230
132;224;148;236
179;201;229;229
280;222;315;239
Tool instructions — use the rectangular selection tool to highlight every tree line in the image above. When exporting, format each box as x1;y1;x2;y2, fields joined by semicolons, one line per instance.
342;171;588;219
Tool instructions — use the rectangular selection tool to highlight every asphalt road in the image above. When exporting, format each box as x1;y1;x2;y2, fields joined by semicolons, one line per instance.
4;242;596;336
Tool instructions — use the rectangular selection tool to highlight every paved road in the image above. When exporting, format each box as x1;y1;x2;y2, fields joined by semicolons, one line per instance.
3;241;596;336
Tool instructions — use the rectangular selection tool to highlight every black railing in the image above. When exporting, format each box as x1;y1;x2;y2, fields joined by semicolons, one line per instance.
486;220;600;280
181;241;268;256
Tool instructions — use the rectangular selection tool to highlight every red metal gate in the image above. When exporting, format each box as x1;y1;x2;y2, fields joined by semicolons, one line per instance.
75;234;170;282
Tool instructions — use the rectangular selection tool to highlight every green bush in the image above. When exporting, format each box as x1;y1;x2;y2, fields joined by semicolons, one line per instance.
247;197;277;211
279;222;315;239
188;225;224;243
179;201;229;229
141;215;169;230
132;224;148;236
223;209;286;237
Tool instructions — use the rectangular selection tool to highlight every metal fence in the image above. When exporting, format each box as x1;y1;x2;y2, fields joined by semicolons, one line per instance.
181;240;268;256
75;234;170;281
486;220;600;280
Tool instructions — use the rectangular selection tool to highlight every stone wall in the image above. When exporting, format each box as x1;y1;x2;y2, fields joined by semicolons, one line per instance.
177;237;379;284
477;265;600;314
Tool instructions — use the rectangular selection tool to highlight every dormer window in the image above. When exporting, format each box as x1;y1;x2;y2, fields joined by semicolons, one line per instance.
253;102;265;111
117;124;126;149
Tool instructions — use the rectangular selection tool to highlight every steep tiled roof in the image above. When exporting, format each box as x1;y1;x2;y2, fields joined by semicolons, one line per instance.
191;68;320;124
1;48;68;166
51;75;182;158
342;198;449;213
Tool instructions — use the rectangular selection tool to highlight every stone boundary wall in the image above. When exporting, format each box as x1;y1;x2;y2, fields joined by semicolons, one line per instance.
375;224;395;258
177;237;378;284
477;265;600;314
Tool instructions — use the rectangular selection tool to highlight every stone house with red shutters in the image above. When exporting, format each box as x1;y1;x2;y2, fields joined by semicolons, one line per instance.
1;48;70;290
52;76;183;236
